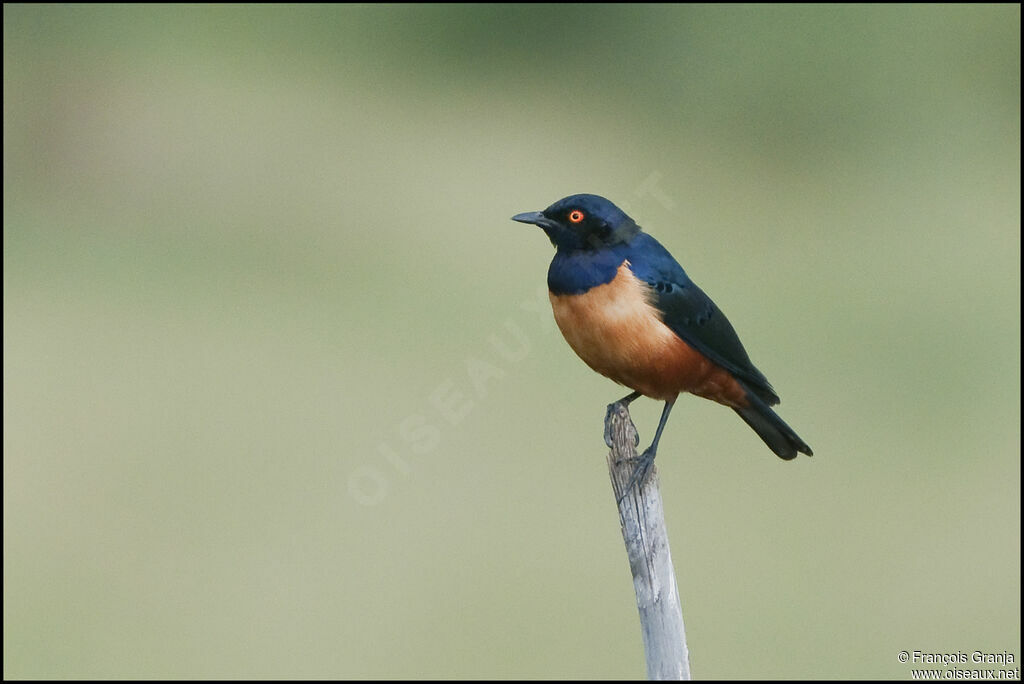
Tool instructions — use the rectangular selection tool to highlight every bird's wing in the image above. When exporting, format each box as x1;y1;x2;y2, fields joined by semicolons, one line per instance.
626;236;780;405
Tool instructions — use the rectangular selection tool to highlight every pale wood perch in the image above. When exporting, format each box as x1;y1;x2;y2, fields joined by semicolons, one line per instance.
605;400;691;680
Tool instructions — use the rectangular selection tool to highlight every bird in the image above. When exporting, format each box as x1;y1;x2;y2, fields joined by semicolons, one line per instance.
512;193;812;499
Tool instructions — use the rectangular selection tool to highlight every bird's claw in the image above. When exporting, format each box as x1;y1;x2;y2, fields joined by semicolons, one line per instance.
604;401;621;447
604;401;641;448
616;447;657;505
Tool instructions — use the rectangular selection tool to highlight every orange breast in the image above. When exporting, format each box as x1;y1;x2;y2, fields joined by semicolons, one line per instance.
549;262;748;407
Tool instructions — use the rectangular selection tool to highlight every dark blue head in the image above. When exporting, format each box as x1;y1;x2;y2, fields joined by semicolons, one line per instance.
512;194;640;251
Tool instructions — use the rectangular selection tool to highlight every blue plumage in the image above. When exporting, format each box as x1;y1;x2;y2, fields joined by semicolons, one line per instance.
512;193;811;487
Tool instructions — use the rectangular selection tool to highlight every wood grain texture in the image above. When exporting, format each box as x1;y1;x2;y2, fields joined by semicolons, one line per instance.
605;400;691;680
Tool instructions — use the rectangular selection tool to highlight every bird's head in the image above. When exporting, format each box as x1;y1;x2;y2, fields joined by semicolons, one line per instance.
512;194;640;251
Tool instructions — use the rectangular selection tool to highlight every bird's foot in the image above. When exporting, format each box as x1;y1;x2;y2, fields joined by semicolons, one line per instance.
604;400;641;448
603;402;619;447
616;447;657;505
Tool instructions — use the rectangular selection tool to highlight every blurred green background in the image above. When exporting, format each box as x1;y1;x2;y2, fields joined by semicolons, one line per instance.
4;4;1020;679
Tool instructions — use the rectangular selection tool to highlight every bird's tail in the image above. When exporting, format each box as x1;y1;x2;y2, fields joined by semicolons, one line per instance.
733;391;813;460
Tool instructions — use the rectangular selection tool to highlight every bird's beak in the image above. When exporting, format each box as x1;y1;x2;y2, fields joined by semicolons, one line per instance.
512;211;556;229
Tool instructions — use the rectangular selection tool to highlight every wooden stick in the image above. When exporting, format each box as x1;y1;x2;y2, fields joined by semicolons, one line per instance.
605;401;692;680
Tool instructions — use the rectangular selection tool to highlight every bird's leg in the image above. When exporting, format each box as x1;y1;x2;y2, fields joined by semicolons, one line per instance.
616;390;643;406
604;390;642;447
618;399;676;504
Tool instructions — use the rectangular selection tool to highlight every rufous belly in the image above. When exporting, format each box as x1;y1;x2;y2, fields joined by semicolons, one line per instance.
549;262;748;407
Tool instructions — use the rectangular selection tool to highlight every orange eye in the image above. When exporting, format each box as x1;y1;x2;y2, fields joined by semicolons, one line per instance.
568;209;585;223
